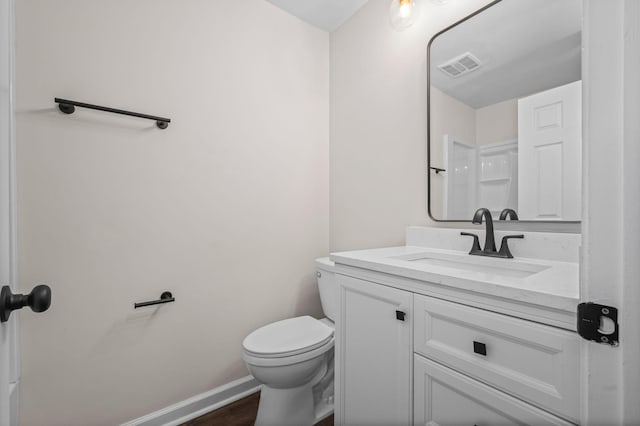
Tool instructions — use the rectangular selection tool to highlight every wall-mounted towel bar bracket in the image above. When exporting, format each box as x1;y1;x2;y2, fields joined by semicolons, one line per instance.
55;98;171;129
134;291;175;309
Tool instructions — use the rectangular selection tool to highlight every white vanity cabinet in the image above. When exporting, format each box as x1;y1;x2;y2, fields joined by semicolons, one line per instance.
413;355;574;426
335;274;413;426
413;295;580;423
335;271;580;426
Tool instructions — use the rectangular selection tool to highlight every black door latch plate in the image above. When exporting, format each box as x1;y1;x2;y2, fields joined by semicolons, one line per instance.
577;302;619;346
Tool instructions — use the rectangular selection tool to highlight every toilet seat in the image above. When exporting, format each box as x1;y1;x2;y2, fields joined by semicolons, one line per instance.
243;336;334;368
243;316;334;358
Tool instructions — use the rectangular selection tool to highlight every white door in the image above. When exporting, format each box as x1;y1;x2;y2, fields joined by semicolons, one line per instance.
335;275;412;426
581;1;640;425
0;0;18;424
518;80;582;221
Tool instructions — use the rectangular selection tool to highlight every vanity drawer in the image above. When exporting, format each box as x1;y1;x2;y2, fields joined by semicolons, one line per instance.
414;294;580;423
414;354;574;426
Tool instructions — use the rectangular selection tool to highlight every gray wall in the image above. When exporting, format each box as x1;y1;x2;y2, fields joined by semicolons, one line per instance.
16;1;329;424
329;0;495;251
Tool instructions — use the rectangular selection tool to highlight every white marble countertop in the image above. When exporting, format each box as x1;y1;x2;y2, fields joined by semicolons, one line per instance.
330;245;580;313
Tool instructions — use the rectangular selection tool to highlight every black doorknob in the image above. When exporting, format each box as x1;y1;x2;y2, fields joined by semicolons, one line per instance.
0;285;52;323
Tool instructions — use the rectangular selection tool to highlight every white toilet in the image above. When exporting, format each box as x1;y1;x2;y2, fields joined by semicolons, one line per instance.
242;257;336;426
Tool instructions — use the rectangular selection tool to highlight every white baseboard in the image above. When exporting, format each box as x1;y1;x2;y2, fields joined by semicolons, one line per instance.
121;375;261;426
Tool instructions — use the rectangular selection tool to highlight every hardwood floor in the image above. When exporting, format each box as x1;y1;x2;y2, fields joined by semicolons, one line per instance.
182;392;334;426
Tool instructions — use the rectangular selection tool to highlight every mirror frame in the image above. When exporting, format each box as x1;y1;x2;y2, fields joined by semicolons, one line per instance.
426;0;581;224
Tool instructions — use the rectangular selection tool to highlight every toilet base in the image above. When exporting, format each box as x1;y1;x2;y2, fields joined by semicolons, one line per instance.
243;317;336;426
255;383;315;426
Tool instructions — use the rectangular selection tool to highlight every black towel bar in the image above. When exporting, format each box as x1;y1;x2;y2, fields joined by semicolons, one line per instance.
55;98;171;129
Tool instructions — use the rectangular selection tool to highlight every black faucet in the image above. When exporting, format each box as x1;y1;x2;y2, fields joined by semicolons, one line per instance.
499;208;519;221
473;208;496;252
461;207;524;258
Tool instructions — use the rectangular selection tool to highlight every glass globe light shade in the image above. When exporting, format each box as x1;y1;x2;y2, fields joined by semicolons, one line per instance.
389;0;420;31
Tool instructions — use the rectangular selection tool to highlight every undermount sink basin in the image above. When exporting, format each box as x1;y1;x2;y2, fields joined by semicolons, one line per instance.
390;251;550;279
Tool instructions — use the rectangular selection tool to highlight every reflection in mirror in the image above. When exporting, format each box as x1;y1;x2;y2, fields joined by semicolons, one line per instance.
428;0;582;222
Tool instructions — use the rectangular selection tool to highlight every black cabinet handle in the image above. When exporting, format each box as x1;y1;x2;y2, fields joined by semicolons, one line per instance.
0;285;52;323
396;310;406;321
473;341;487;356
134;291;175;309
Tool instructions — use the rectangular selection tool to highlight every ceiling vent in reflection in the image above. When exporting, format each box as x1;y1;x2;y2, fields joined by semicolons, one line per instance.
438;52;483;78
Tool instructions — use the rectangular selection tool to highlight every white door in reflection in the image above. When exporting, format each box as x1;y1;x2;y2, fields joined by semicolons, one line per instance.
518;80;582;221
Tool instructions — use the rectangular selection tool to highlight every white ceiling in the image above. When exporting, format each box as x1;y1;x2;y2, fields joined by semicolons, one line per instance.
264;0;369;32
430;0;582;108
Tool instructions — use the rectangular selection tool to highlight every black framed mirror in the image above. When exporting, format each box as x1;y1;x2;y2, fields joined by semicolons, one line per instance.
427;0;582;223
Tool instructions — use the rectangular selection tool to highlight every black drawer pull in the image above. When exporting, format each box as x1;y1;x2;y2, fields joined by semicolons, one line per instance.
396;310;406;321
473;341;487;356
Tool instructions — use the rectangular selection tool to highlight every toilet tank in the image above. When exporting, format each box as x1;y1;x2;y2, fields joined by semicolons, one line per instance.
315;257;337;322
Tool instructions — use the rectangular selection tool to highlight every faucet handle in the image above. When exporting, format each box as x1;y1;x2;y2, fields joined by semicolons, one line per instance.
461;232;482;254
498;234;524;258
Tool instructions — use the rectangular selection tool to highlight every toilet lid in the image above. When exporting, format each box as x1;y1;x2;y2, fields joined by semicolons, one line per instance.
243;316;334;358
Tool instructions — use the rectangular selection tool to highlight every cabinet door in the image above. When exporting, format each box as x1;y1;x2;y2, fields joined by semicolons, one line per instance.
336;275;413;426
414;355;574;426
414;295;579;422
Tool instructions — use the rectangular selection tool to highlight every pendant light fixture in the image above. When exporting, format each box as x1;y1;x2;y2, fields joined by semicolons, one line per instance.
389;0;450;31
389;0;420;31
